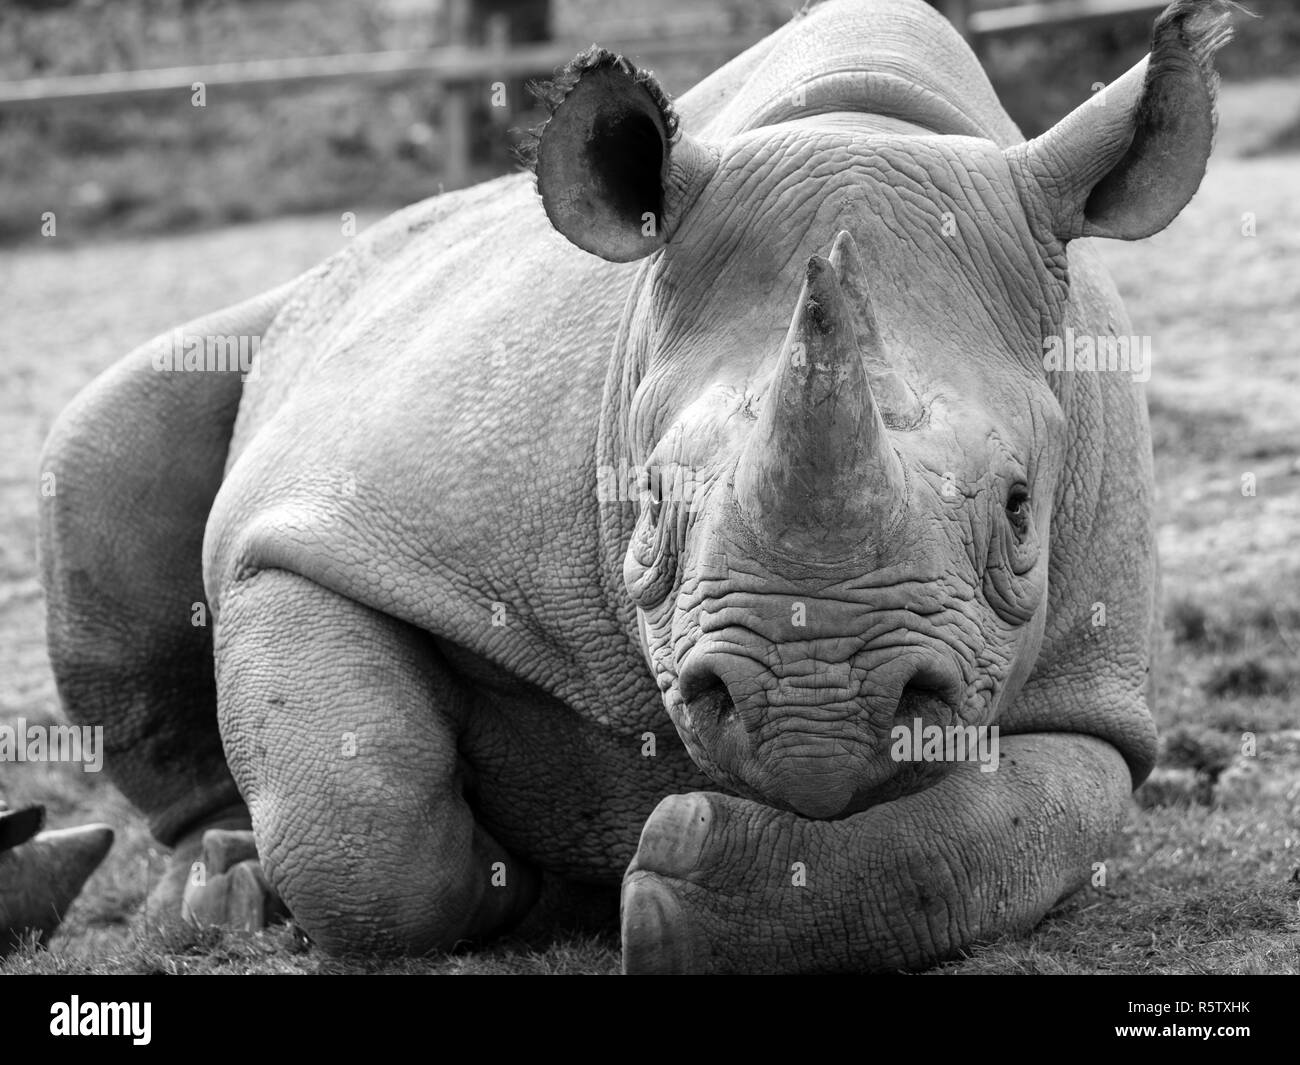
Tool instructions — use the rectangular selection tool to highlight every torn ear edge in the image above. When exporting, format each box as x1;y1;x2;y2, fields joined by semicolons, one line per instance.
523;46;717;260
1007;0;1243;244
519;46;681;168
1083;0;1238;238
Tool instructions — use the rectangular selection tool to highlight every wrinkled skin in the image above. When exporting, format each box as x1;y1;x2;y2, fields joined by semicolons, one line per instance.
38;0;1233;971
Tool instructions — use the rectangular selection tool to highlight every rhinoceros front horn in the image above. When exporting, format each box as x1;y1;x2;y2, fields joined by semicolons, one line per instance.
735;231;906;550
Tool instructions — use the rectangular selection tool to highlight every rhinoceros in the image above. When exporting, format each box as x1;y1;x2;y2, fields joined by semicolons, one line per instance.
38;0;1234;973
0;805;113;955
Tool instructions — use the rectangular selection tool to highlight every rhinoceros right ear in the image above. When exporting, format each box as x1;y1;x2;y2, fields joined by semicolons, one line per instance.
532;47;717;262
1005;0;1236;243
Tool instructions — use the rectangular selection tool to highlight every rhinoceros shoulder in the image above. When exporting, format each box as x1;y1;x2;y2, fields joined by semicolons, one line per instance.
206;173;638;696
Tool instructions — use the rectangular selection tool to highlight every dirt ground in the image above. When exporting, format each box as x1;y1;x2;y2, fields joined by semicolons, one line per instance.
1;79;1298;974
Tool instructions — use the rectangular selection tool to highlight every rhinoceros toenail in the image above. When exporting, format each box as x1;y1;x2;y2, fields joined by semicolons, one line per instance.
227;861;267;931
182;869;231;927
636;793;711;875
621;872;691;975
201;828;258;875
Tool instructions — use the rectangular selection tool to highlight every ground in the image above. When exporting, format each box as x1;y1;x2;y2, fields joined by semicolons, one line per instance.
1;80;1297;975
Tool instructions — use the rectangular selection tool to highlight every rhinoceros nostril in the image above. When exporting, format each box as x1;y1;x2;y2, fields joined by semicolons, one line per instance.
895;669;963;724
676;656;719;707
676;657;739;728
896;681;948;721
686;679;733;720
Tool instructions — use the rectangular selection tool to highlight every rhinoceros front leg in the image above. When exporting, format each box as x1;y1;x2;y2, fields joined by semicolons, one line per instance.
621;732;1130;974
205;568;539;953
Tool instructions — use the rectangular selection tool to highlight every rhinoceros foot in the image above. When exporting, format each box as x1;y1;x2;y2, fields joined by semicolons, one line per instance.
620;794;712;975
0;810;114;956
180;829;288;934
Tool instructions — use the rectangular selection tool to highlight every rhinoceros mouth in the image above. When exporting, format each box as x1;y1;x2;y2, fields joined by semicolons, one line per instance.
674;673;961;819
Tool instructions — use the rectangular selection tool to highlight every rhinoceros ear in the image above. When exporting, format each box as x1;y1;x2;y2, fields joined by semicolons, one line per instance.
1005;0;1236;242
531;47;717;262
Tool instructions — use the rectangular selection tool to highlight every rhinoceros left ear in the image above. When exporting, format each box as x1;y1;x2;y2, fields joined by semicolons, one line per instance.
532;47;717;262
1005;0;1236;242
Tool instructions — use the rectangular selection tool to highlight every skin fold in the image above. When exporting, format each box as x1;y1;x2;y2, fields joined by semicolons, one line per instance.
38;0;1233;971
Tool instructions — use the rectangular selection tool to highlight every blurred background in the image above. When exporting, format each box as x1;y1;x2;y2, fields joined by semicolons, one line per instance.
1;0;1297;974
1;0;1297;246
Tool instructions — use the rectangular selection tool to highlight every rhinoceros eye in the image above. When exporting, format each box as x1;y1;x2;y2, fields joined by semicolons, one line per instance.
637;466;663;526
1006;485;1031;538
985;482;1041;623
625;462;687;608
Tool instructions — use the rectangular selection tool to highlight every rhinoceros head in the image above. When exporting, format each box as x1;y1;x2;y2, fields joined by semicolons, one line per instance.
534;2;1228;818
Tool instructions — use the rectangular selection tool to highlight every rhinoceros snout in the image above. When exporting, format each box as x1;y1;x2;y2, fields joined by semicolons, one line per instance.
676;646;965;820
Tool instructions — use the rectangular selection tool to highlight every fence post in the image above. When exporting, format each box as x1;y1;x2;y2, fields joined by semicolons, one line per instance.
487;13;510;129
934;0;972;40
443;0;471;188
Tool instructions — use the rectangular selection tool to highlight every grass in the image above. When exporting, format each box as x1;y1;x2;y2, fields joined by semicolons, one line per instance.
1;77;1299;974
944;796;1300;975
2;923;622;976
